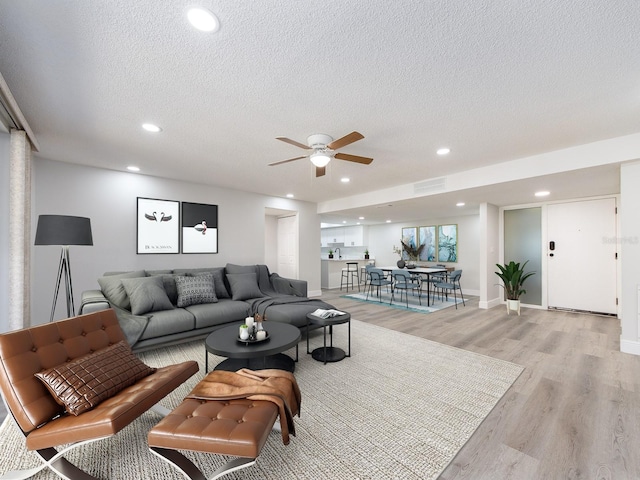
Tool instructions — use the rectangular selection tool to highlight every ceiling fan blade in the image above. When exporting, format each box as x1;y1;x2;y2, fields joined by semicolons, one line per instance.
276;137;311;150
268;156;307;166
327;131;364;150
334;152;373;165
316;166;326;177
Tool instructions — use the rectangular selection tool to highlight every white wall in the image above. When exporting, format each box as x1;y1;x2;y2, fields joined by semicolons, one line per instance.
366;214;480;294
31;158;321;325
0;131;10;332
620;161;640;354
479;203;500;308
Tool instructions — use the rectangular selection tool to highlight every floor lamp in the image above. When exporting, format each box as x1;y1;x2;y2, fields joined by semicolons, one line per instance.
35;215;93;322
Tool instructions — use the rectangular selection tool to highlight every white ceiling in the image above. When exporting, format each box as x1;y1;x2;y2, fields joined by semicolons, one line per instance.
0;1;637;224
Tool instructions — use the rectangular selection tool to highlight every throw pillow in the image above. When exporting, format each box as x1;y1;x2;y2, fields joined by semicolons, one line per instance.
226;272;265;301
121;276;174;315
97;270;146;310
175;273;218;307
225;263;257;275
148;273;179;304
190;268;230;299
34;341;156;416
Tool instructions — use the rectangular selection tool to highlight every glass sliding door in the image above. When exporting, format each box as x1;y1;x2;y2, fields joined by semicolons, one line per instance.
503;208;542;306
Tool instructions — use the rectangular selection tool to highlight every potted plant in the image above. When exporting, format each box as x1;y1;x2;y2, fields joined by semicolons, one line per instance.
328;249;334;259
401;240;424;268
495;260;535;315
364;249;370;259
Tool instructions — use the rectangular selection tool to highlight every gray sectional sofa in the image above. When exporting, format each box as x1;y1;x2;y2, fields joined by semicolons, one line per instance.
80;263;335;352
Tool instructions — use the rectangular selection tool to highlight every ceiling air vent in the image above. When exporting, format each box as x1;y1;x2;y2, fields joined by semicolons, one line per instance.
414;177;446;195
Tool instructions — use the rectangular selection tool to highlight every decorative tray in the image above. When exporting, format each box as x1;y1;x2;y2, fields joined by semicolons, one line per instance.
237;331;270;345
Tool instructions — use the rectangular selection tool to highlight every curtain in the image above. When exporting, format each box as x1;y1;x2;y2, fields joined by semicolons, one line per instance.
9;129;31;329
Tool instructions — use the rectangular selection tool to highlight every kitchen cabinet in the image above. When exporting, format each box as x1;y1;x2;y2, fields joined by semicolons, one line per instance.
321;227;344;246
321;225;367;246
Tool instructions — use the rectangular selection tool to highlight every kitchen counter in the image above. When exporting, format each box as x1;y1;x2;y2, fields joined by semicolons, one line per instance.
321;258;374;289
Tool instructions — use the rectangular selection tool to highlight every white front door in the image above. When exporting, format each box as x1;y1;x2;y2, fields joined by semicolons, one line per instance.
277;215;298;279
547;198;617;314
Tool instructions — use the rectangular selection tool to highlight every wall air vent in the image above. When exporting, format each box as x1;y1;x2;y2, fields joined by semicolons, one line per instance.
414;177;446;195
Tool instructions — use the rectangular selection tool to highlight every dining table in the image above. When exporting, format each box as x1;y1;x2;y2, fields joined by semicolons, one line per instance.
378;266;448;306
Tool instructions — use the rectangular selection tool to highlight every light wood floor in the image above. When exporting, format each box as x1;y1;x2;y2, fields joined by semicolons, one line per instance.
2;290;637;479
323;287;640;480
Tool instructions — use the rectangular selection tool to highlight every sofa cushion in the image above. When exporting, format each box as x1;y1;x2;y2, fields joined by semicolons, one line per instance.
98;270;146;310
121;276;174;315
140;308;196;340
175;273;218;307
226;273;265;301
186;300;251;329
34;341;156;416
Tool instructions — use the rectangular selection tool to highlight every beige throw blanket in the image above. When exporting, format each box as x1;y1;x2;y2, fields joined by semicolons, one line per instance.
186;368;301;445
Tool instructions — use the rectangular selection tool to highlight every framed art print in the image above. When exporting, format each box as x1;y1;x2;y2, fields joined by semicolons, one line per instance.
418;226;436;262
136;197;180;254
181;202;218;253
438;224;458;262
401;226;418;260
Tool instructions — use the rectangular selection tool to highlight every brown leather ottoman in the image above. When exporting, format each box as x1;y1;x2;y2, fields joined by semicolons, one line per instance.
148;397;279;479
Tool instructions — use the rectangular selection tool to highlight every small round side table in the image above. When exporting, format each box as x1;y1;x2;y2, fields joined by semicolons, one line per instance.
306;312;351;364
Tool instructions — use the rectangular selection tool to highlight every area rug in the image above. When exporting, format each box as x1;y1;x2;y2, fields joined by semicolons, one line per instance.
343;290;460;313
0;320;523;480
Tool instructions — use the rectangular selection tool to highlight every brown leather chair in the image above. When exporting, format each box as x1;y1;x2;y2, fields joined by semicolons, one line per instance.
0;309;198;480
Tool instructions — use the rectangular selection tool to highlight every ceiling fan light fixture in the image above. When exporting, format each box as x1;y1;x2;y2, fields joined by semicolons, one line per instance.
310;151;331;167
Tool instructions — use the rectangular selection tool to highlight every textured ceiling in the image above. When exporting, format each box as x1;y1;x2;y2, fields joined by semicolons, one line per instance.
0;1;638;223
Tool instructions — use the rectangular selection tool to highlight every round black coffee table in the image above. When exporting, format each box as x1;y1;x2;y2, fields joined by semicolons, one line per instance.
306;312;351;364
205;322;301;372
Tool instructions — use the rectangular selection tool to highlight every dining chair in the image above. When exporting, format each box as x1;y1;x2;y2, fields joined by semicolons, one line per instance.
425;264;448;303
390;269;422;308
365;268;392;302
362;263;375;286
434;269;465;308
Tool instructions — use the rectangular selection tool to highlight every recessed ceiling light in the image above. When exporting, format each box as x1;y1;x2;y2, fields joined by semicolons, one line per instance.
142;123;162;133
127;166;140;172
187;8;220;32
456;202;465;207
437;148;451;155
386;220;391;223
286;193;294;198
535;191;550;197
342;221;347;224
358;216;364;220
341;177;350;183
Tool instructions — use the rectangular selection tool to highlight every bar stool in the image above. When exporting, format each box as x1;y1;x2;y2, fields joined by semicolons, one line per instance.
340;262;360;292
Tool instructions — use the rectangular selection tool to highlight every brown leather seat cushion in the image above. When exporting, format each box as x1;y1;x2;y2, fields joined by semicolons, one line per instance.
26;361;198;451
148;398;278;458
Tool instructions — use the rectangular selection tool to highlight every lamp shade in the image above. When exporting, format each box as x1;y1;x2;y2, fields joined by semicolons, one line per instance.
35;215;93;246
310;152;331;168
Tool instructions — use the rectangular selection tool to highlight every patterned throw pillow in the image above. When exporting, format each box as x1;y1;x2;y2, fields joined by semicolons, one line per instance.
35;341;156;416
174;273;218;307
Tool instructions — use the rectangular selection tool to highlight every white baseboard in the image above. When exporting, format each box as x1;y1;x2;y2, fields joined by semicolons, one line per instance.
308;289;323;298
479;298;502;310
620;339;640;356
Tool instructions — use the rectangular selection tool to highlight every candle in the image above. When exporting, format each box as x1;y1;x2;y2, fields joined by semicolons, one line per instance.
245;317;254;329
256;330;267;341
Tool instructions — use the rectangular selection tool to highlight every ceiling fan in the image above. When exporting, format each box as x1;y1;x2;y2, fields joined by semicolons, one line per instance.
269;131;373;177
